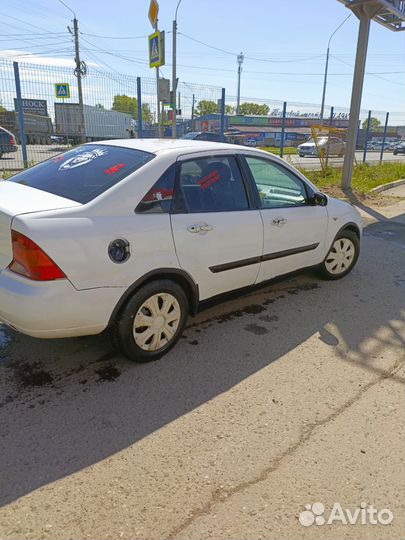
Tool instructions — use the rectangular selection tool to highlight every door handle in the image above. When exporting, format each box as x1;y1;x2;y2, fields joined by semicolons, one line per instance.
272;217;287;227
187;223;214;234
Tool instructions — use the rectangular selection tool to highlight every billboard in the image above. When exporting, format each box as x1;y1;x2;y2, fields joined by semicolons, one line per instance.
229;115;351;128
14;98;48;117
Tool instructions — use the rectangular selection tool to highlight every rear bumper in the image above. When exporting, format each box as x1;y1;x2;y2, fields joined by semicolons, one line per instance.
0;269;124;338
0;145;18;154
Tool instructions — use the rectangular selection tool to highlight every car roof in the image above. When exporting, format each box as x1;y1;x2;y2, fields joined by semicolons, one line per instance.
89;138;240;155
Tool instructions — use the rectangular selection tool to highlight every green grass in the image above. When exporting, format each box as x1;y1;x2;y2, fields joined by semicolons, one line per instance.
260;146;297;155
300;162;405;193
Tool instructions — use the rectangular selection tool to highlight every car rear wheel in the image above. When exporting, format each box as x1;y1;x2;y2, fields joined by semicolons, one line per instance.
112;280;189;362
319;230;360;280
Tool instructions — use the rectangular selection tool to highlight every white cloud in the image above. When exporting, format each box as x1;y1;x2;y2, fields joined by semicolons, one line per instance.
0;50;96;68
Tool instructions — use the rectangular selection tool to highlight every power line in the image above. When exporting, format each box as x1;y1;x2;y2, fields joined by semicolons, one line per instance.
331;54;405;86
81;32;150;40
178;32;326;63
80;36;149;65
0;11;54;33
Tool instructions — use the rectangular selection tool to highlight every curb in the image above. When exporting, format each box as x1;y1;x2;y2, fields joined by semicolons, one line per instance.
371;178;405;194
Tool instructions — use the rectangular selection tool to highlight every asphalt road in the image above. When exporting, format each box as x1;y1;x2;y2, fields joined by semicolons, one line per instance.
0;199;404;539
0;144;404;171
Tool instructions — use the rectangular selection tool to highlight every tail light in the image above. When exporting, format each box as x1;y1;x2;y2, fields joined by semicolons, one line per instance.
9;136;15;145
8;230;66;281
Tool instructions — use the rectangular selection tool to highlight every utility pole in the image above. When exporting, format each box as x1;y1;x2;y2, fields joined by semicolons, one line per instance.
67;17;86;143
236;52;244;115
320;14;351;120
171;0;182;138
191;93;195;131
72;17;85;143
341;12;370;190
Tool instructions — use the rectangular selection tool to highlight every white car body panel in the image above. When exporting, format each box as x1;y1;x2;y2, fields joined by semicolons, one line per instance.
171;210;263;300
257;205;328;282
0;139;362;338
0;182;80;270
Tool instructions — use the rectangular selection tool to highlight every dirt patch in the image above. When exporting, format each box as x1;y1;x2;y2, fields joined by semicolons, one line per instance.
95;364;121;383
244;324;269;335
14;362;54;389
321;185;403;207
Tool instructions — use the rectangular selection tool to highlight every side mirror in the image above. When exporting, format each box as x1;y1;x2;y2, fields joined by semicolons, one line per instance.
310;192;328;206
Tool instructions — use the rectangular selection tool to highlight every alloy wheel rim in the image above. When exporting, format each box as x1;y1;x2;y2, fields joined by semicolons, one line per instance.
325;238;355;275
133;293;181;352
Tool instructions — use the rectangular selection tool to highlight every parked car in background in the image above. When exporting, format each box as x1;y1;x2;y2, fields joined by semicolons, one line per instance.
0;139;361;363
245;138;257;147
298;136;345;158
368;141;394;152
0;127;18;159
50;135;65;144
180;131;225;142
393;142;405;155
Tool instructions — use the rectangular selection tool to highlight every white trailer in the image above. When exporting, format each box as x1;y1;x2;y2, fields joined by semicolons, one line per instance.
55;103;134;141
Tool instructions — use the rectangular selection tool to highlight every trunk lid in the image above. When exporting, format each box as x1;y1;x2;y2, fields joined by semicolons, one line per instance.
0;181;80;271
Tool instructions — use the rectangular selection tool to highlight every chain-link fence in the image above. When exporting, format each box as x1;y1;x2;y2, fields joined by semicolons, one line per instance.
0;57;404;171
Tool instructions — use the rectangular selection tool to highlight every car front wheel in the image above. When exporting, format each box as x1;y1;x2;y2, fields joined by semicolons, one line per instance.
113;280;189;362
319;230;360;280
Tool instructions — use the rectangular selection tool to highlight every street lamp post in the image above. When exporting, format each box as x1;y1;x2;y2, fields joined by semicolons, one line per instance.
320;14;351;120
171;0;182;139
236;52;244;115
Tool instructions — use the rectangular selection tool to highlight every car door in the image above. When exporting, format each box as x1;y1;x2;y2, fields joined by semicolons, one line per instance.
170;153;263;301
242;154;328;282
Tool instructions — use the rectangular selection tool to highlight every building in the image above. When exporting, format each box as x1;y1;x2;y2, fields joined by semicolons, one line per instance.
192;113;352;147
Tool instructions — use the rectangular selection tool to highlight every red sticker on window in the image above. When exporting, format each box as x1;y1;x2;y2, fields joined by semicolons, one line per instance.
104;163;125;174
198;169;220;190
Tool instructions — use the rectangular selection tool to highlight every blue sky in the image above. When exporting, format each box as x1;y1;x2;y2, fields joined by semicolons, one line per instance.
1;0;404;116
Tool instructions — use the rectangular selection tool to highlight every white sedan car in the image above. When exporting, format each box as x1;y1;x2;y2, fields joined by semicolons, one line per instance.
0;140;361;362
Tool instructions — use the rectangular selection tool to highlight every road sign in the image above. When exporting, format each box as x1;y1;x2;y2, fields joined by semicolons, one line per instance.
158;77;170;102
13;98;48;117
148;31;165;68
55;83;70;99
148;0;159;29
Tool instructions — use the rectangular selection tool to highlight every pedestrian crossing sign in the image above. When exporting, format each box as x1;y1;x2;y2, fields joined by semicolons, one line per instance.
55;83;70;98
148;31;165;68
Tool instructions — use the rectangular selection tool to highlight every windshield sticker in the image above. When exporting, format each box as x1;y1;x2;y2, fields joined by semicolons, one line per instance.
58;148;108;171
52;155;66;163
104;163;125;175
198;169;220;190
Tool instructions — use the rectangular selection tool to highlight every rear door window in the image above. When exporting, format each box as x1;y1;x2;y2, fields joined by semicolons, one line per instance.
9;144;154;204
174;156;249;213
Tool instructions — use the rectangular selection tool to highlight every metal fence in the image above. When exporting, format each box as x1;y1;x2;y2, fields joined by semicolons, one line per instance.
0;57;404;171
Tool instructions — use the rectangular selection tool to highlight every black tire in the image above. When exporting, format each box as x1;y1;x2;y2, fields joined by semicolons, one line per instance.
393;150;398;155
318;229;360;280
112;279;189;363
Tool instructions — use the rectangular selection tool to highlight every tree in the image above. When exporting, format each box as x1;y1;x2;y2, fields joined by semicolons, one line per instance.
362;117;381;130
194;99;218;117
94;103;105;109
112;94;153;123
225;104;235;115
239;102;270;116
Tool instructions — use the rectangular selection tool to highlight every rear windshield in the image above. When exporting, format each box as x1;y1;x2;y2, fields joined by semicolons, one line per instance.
9;144;154;204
